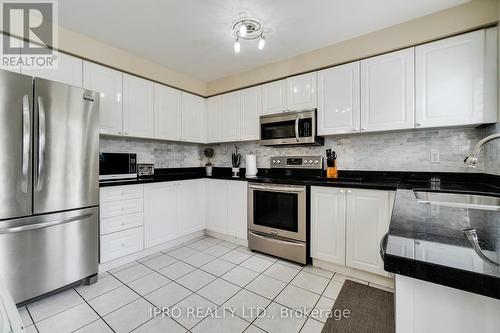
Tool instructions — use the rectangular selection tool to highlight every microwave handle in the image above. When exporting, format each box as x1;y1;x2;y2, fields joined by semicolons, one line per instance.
295;115;300;142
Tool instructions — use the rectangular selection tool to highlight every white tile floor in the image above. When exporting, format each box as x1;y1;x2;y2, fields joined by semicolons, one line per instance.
17;235;392;333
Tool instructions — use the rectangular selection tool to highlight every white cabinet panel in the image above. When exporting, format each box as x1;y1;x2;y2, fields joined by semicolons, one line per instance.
154;83;181;140
227;181;247;240
286;72;317;110
144;182;178;248
262;80;287;115
0;33;21;73
100;212;143;235
123;74;154;138
311;187;346;265
346;189;390;276
206;180;228;234
178;180;205;236
181;92;206;143
206;96;222;143
317;62;360;135
220;91;241;142
83;61;123;135
21;52;83;87
240;86;262;141
100;185;143;203
100;226;144;262
361;48;414;132
100;198;143;219
415;29;497;128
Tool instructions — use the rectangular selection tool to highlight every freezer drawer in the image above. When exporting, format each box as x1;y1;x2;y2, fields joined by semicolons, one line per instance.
100;227;144;262
0;207;98;304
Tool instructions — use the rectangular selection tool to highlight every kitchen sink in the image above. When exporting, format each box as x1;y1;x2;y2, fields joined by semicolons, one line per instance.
413;191;500;211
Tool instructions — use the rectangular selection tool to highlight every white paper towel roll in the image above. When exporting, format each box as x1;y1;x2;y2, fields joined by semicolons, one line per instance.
246;154;258;177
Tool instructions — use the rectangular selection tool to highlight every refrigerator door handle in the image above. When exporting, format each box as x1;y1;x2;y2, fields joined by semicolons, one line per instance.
21;94;31;193
0;213;92;234
36;96;46;191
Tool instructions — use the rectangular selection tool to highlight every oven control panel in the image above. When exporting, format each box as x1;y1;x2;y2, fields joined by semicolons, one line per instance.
270;156;323;169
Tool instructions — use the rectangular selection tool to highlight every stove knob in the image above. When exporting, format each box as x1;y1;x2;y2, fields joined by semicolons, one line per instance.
303;160;308;164
314;160;319;164
309;160;313;164
276;160;281;164
272;160;276;164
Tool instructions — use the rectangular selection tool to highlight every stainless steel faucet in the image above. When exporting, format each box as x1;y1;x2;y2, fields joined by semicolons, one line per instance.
464;133;500;167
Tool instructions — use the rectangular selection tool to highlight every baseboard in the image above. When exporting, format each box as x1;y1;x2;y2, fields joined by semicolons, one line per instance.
98;230;204;272
204;229;248;246
313;258;394;289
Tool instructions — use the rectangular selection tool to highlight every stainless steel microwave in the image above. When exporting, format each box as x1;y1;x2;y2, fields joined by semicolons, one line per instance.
259;109;324;146
99;153;137;180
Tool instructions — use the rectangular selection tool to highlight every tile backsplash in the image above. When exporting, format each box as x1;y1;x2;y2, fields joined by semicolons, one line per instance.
100;125;498;174
100;136;203;168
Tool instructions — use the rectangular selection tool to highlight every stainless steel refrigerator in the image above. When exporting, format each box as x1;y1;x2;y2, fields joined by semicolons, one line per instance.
0;69;100;305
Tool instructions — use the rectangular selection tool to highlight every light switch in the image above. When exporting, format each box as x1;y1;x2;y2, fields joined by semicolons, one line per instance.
430;150;440;163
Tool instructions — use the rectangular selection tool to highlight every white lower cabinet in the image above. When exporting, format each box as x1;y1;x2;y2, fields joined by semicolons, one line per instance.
311;186;393;276
206;179;247;240
100;227;144;263
177;179;205;236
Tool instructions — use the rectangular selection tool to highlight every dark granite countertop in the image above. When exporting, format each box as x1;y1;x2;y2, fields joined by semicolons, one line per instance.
384;182;500;300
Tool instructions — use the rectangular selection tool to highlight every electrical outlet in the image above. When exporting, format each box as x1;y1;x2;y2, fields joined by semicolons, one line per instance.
431;150;440;163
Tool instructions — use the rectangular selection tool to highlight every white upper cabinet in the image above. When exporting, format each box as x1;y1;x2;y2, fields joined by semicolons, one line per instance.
83;61;123;136
286;72;317;110
317;62;360;135
311;187;346;265
361;48;414;132
415;28;497;128
206;96;221;143
240;86;262;141
154;83;182;141
220;91;241;142
123;74;154;138
22;51;83;87
0;33;21;73
181;92;206;143
262;79;287;115
346;188;391;276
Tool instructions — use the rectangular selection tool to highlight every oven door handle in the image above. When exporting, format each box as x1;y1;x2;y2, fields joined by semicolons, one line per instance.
249;184;305;192
249;231;305;246
295;115;300;142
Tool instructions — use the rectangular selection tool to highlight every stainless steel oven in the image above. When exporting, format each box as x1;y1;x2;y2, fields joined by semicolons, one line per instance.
260;109;323;146
248;182;307;264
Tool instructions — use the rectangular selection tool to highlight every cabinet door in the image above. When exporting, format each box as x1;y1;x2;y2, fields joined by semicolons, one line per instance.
83;61;123;135
360;48;414;132
240;86;262;141
317;63;360;135
220;91;241;142
181;92;206;143
206;180;228;234
311;187;346;265
415;30;488;128
227;181;247;240
262;80;287;115
286;72;317;110
144;182;178;248
206;96;222;143
154;83;181;140
123;74;154;138
21;52;83;87
346;189;390;276
0;33;21;73
178;180;205;236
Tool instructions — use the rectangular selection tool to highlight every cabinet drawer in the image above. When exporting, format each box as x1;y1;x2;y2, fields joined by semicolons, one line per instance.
100;185;143;203
100;212;143;235
100;198;143;219
100;227;144;262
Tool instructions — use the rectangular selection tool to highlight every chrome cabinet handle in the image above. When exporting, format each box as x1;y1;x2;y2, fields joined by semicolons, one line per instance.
21;94;31;193
463;228;499;266
294;115;300;142
0;213;92;234
380;233;389;261
36;96;46;191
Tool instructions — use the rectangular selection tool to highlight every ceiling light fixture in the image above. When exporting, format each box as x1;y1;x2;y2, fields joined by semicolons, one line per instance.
232;16;266;53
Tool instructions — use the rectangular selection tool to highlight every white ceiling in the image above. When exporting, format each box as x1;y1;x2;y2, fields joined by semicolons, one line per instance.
59;0;469;82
